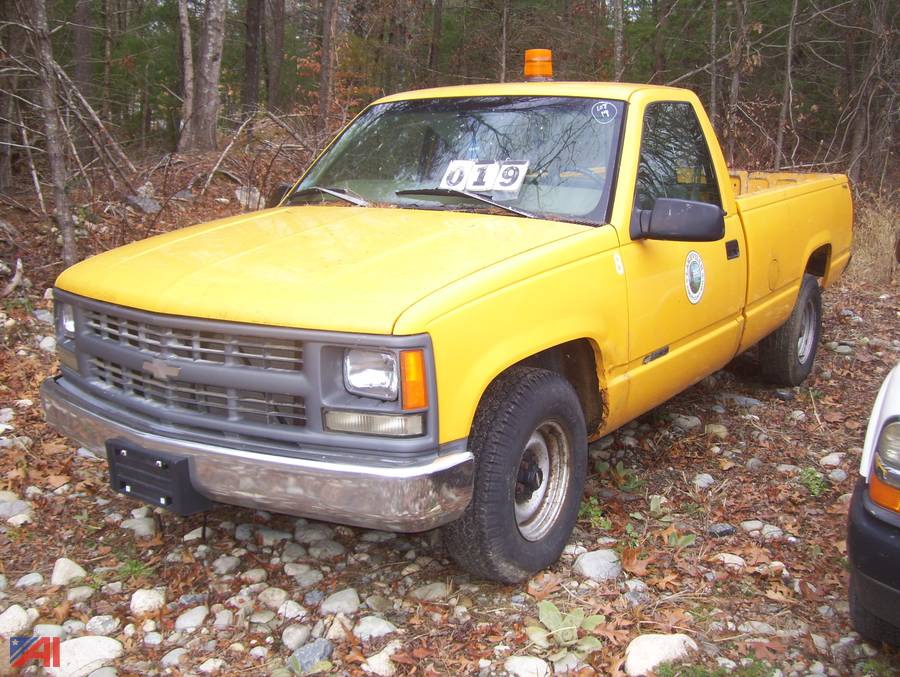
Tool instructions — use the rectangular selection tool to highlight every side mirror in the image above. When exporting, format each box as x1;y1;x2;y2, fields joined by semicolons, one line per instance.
265;182;294;209
630;198;725;242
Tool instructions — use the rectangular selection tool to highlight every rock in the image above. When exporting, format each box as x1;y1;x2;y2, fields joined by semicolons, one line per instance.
834;345;853;355
746;457;764;472
175;605;209;630
722;393;762;408
282;542;307;562
235;186;262;210
278;600;307;621
39;335;57;353
623;633;698;676
213;609;233;628
212;555;240;575
259;587;290;610
354;616;398;641
0;574;5;591
321;588;360;615
288;638;334;674
282;624;311;650
819;452;845;468
130;589;165;615
623;579;651;608
777;464;801;474
504;655;550;677
737;621;776;635
15;572;43;588
573;549;621;582
761;524;784;540
829;469;848;482
160;647;188;668
325;613;352;641
46;636;123;677
125;194;161;214
708;523;735;538
366;595;393;613
294;523;334;544
85;615;120;636
257;526;291;546
361;531;396;543
178;592;207;606
143;632;162;646
714;553;746;570
705;424;728;439
62;620;85;636
249;646;268;659
0;500;30;520
51;558;87;586
235;523;255;541
362;639;403;677
241;568;268;583
693;473;715;490
789;410;807;422
409;582;450;601
671;414;702;431
183;526;208;541
0;604;31;635
199;658;225;673
33;623;66;639
121;517;158;538
774;388;795;401
309;539;346;560
740;520;764;532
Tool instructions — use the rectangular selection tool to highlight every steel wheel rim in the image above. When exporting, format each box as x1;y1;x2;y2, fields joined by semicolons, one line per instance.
797;298;816;363
514;420;571;542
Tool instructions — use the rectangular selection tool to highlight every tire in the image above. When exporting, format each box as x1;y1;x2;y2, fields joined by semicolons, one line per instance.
849;571;900;647
759;273;822;386
442;366;587;583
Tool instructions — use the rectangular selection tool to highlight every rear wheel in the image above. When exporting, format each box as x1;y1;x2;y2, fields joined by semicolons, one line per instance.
849;571;900;647
759;273;821;386
442;367;587;583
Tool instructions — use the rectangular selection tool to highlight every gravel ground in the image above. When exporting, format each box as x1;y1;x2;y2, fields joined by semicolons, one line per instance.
0;278;898;677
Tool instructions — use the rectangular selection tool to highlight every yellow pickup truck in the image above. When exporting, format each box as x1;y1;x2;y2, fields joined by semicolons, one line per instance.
41;66;852;582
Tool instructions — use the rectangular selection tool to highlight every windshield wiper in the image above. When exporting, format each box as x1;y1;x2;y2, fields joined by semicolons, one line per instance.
287;186;369;207
395;187;535;219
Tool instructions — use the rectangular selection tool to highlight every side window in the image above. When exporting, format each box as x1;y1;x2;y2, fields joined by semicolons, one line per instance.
634;102;721;210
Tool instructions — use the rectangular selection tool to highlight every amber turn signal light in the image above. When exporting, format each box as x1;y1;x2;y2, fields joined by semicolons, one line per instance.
400;350;428;410
869;470;900;513
524;49;553;81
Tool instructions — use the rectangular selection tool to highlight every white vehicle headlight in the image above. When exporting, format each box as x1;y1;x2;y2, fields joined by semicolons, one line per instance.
343;349;398;400
56;302;75;337
875;421;900;479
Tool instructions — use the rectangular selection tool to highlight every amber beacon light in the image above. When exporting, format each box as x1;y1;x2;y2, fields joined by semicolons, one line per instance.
524;49;553;81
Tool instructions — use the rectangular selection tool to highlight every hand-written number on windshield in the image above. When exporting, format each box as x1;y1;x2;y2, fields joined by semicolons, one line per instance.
439;160;529;195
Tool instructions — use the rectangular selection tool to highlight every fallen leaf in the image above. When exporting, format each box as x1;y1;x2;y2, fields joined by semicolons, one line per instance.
621;548;653;576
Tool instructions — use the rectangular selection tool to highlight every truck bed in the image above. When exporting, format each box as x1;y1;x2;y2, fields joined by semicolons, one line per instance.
728;169;841;197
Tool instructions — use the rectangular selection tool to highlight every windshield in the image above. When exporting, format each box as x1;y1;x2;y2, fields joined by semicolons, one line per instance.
293;96;626;224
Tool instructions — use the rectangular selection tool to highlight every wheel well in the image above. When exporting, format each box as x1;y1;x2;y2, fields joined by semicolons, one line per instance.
517;339;604;434
806;244;831;278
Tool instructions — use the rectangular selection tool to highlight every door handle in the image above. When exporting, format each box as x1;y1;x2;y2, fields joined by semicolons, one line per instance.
726;239;740;260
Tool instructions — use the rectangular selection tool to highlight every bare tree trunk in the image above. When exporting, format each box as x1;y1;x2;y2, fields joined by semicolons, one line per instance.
264;0;285;111
773;0;799;169
176;0;195;152
0;0;21;192
101;0;112;121
427;0;443;84
72;0;93;160
498;0;508;83
613;0;624;81
709;0;718;128
318;0;337;136
651;0;669;82
26;0;78;265
184;0;227;151
242;0;262;118
725;0;748;165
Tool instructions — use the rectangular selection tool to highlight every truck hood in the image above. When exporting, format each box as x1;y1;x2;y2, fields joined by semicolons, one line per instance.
56;205;587;334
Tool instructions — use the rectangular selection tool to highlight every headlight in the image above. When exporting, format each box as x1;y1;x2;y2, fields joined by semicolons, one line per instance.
870;420;900;512
343;349;398;400
56;302;75;337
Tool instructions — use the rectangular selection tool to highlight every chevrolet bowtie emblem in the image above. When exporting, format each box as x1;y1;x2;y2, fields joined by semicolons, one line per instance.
142;359;181;381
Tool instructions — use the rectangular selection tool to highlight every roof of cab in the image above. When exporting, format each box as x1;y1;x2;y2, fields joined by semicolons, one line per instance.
374;81;684;104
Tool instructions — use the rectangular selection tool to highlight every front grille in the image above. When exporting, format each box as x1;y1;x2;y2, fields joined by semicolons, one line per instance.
85;308;303;372
90;357;306;427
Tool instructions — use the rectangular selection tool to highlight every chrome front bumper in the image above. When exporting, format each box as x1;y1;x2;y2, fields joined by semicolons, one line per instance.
41;378;474;532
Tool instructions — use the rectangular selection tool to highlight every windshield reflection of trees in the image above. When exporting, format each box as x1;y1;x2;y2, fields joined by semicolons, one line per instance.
303;96;623;223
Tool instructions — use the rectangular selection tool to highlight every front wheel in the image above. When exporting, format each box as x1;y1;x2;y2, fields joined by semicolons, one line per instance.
759;273;822;386
442;367;587;583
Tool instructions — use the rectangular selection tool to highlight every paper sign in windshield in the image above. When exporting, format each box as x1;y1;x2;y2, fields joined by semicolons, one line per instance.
439;160;529;195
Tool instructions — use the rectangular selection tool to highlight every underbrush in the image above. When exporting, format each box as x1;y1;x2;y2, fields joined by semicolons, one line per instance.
848;191;898;285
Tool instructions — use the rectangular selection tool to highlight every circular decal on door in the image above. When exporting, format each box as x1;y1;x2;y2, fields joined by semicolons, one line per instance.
684;251;705;304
